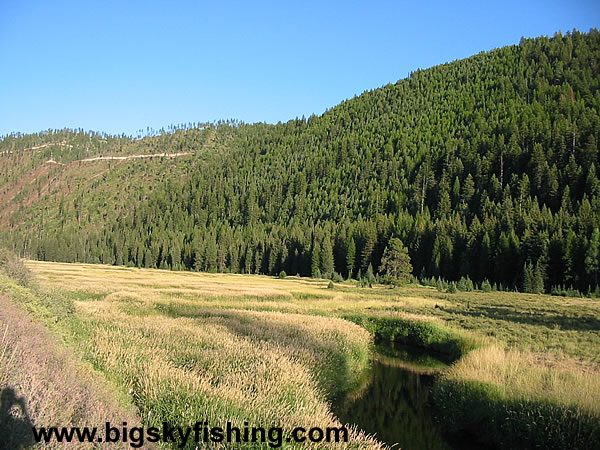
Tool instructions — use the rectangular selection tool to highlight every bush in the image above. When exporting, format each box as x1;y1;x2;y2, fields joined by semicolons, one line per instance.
550;285;584;298
448;282;457;293
332;272;344;282
0;249;33;287
327;281;335;289
356;277;370;288
278;270;287;279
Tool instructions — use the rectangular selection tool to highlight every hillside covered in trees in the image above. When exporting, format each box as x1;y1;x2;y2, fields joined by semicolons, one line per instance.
1;30;599;294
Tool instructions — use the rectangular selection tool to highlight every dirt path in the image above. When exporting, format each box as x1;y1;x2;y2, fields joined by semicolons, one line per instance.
79;152;191;162
0;142;73;156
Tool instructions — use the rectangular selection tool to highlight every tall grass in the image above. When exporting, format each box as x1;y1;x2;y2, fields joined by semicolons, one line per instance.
70;302;380;448
0;279;140;448
342;313;485;361
4;264;381;448
16;261;600;449
433;346;600;449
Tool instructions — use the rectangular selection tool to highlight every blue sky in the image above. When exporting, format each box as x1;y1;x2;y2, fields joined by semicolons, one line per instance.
0;0;598;136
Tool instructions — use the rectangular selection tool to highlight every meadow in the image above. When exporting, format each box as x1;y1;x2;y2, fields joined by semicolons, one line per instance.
1;260;599;448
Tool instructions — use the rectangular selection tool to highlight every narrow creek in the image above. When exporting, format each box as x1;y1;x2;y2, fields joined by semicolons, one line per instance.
332;342;471;449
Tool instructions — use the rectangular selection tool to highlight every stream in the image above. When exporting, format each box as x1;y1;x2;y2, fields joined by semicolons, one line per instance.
332;342;474;449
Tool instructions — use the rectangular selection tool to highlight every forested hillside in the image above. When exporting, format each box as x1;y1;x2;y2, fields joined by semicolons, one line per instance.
1;30;599;293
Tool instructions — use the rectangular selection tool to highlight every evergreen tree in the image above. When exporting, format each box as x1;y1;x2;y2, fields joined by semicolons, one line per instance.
311;240;321;278
321;236;334;278
346;236;356;279
1;31;599;293
585;228;600;287
379;238;413;285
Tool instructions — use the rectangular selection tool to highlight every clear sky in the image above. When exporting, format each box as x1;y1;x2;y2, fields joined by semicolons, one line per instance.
0;0;598;137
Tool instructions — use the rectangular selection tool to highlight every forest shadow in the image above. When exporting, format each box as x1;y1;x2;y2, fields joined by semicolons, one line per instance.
0;387;34;449
440;305;600;331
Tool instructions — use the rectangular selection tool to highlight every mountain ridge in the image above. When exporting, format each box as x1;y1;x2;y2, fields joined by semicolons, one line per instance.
1;29;599;293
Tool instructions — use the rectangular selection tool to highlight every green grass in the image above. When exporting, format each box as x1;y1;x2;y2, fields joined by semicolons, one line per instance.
432;378;600;450
4;261;600;449
342;314;484;361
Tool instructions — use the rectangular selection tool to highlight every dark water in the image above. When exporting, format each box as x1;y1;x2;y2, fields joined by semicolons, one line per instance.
332;342;454;450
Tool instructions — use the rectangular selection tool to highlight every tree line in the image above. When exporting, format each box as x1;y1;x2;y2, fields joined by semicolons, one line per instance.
2;30;600;294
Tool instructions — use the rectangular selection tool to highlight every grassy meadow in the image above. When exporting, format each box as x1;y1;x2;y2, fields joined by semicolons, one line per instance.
1;260;600;448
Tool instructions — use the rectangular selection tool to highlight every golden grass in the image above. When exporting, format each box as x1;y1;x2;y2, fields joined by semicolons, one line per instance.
20;261;383;448
26;260;449;314
17;260;600;447
445;345;600;416
71;303;379;447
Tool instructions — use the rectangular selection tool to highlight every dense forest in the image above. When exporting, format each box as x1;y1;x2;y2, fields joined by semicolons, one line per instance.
1;30;599;294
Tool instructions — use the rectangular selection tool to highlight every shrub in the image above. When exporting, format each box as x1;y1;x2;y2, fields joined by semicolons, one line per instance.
278;270;287;279
356;277;369;288
327;281;335;289
0;249;33;287
447;282;457;293
332;272;344;282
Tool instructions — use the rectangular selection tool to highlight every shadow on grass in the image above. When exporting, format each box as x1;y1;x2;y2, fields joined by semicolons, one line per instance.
0;387;34;450
438;305;600;331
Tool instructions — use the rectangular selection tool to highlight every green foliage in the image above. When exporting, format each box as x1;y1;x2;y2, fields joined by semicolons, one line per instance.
332;272;344;282
432;379;600;450
481;279;492;292
0;249;34;287
523;262;544;293
320;237;334;279
343;315;482;361
365;263;376;287
2;31;600;292
457;276;474;292
436;277;448;292
379;238;412;285
278;270;286;279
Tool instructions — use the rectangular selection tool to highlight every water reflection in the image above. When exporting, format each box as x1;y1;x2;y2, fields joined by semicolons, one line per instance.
332;343;453;450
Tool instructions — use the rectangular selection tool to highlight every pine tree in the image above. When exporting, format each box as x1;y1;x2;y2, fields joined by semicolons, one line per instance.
379;238;413;285
311;240;321;278
321;236;334;278
523;261;544;293
522;262;535;293
346;236;356;279
366;263;376;287
585;228;599;287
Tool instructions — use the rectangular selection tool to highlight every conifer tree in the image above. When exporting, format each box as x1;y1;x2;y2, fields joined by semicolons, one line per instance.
346;236;356;279
379;238;413;285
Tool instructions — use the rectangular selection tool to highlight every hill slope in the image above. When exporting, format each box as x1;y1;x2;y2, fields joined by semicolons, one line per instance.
1;30;599;292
